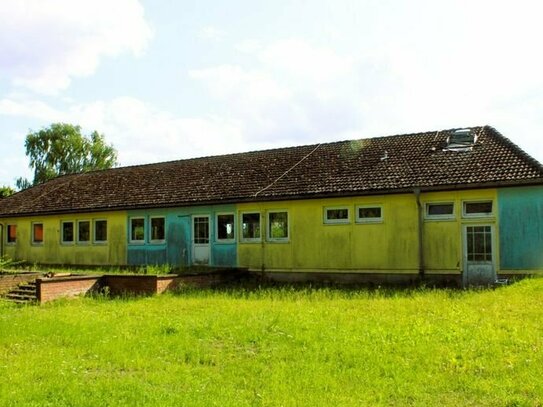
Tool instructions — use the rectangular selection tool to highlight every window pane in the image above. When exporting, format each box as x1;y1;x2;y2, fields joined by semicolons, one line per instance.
242;213;261;239
194;217;209;244
427;203;454;216
7;225;16;243
94;220;107;242
131;218;145;241
326;208;349;221
151;217;165;241
62;222;74;243
269;212;288;239
358;207;382;219
217;214;235;240
465;201;493;215
78;221;90;242
33;223;43;243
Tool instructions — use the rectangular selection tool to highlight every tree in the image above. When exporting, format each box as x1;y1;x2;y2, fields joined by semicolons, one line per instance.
0;186;15;198
17;123;118;188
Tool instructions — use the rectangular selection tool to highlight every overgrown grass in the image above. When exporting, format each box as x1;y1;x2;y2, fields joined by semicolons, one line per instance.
1;279;542;406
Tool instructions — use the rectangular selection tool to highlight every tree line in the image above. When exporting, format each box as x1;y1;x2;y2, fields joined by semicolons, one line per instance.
1;123;118;198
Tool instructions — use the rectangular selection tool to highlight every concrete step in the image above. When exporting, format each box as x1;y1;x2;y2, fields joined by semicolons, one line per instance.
3;280;38;304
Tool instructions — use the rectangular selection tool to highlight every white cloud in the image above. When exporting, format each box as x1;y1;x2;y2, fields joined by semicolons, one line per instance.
0;96;249;170
197;26;225;41
0;0;152;94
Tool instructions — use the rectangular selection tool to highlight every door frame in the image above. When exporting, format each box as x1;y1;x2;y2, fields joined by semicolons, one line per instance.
192;215;211;265
462;223;496;287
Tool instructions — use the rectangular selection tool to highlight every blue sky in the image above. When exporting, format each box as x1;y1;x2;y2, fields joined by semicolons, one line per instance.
2;0;543;187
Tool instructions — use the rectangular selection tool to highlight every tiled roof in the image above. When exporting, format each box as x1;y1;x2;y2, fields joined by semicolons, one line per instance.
1;125;543;217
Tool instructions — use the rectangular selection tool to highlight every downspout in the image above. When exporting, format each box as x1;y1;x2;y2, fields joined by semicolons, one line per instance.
0;223;4;259
414;188;425;280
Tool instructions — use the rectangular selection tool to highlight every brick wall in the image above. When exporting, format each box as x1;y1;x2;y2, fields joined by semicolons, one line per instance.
37;276;101;303
0;272;41;294
103;275;158;296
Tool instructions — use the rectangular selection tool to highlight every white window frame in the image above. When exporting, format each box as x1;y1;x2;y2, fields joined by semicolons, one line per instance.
6;224;17;245
240;212;261;243
462;200;494;218
130;217;146;244
323;206;351;225
355;205;384;224
32;222;44;245
93;219;108;244
77;220;91;244
61;221;75;245
425;202;455;220
216;213;235;243
149;216;166;244
267;210;289;242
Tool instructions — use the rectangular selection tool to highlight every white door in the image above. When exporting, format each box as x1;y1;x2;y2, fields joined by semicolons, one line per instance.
463;225;496;286
192;216;210;265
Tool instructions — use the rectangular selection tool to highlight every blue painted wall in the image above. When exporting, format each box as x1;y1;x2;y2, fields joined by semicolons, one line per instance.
499;186;543;270
127;205;237;268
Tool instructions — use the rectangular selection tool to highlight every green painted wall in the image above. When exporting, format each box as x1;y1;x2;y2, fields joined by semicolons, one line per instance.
499;186;543;272
1;211;127;265
127;205;237;268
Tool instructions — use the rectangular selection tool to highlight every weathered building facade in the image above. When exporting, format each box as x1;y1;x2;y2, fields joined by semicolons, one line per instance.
1;126;542;285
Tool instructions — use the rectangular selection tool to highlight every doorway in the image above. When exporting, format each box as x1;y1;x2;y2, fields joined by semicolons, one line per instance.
463;225;496;286
192;216;210;265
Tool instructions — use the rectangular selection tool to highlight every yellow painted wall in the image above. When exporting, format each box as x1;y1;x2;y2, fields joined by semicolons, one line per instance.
421;189;498;274
238;188;498;274
1;211;127;265
237;195;419;273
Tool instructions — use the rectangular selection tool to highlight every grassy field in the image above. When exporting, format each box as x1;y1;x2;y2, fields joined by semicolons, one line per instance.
1;279;542;406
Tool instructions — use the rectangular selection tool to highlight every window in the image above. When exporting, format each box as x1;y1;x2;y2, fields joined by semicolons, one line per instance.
94;220;108;243
217;214;235;241
241;212;261;241
32;223;43;244
62;221;74;243
130;218;145;243
356;205;383;223
268;211;288;241
194;216;209;244
324;207;350;224
466;225;492;261
150;217;165;242
425;203;455;219
6;224;16;244
78;220;90;243
463;201;493;217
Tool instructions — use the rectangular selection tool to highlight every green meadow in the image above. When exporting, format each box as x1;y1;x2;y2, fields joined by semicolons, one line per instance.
1;279;542;406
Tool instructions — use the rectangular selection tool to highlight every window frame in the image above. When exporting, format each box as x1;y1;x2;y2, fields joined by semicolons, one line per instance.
323;206;351;225
93;219;108;244
267;210;289;242
77;220;91;244
149;216;166;244
240;212;261;242
61;221;75;245
216;213;235;243
462;200;494;218
6;224;17;245
32;222;44;245
129;217;146;244
355;204;384;224
424;202;455;220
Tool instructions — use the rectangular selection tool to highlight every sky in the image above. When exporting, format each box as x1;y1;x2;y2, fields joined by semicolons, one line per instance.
1;0;543;187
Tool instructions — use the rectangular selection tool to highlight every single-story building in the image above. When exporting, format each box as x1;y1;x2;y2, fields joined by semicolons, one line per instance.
1;125;542;286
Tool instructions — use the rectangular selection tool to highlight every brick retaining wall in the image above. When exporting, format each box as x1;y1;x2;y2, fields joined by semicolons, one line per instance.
37;275;101;303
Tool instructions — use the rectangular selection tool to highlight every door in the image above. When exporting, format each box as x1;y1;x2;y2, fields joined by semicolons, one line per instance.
463;225;495;286
192;216;210;265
